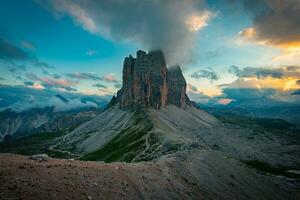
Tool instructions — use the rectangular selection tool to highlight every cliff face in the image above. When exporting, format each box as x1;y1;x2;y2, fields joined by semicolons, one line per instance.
109;50;191;109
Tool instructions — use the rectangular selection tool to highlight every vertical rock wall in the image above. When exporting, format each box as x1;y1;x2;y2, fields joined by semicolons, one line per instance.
109;50;191;109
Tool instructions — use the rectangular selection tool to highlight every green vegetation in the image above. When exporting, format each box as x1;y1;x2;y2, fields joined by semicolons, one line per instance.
81;109;155;162
217;114;295;130
0;131;71;159
242;160;299;178
215;114;299;141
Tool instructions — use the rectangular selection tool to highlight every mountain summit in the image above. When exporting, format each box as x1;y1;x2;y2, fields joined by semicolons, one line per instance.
108;50;192;109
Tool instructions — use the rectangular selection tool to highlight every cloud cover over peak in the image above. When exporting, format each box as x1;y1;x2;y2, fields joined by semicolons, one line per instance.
37;0;215;65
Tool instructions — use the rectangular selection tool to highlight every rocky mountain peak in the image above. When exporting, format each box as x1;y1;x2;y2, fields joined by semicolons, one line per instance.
108;50;192;109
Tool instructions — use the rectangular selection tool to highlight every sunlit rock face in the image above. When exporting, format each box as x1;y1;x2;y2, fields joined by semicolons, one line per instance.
108;50;191;109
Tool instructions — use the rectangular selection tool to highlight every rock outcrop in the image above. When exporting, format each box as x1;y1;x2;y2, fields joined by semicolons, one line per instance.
109;50;191;109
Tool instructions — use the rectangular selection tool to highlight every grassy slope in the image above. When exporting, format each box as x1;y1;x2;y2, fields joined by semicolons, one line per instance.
0;131;71;159
81;109;157;162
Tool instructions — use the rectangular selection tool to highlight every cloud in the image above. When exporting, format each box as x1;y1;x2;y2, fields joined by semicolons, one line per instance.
187;90;230;106
219;78;260;89
20;40;36;51
229;65;300;79
103;73;119;83
187;83;198;92
0;37;54;69
0;84;110;112
292;89;300;95
204;49;222;60
216;72;300;107
0;38;32;61
38;0;215;65
66;72;102;81
42;70;49;75
52;74;61;79
238;0;300;61
114;83;122;89
191;69;219;81
296;80;300;85
227;66;300;90
86;50;97;56
66;72;120;84
31;60;55;69
27;73;77;92
221;87;300;107
92;83;107;89
23;81;35;86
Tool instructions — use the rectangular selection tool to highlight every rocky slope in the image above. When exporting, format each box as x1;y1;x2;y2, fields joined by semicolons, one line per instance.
0;151;297;200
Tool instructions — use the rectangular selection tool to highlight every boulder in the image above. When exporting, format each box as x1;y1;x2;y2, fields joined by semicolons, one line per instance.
29;154;49;162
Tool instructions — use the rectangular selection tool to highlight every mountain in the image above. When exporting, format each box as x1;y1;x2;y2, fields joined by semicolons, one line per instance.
55;50;220;161
0;93;108;142
53;50;299;168
1;50;299;199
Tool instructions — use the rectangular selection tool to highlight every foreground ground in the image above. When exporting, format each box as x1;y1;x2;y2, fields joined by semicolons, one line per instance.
1;150;299;200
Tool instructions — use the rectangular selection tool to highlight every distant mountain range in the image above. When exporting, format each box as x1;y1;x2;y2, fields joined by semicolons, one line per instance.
0;91;109;142
201;102;300;125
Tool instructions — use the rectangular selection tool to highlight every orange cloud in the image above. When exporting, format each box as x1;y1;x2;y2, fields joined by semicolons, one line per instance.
185;11;215;32
218;98;233;105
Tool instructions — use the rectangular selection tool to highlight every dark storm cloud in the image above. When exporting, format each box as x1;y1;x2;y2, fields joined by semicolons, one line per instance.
296;80;300;85
229;65;300;79
240;0;300;47
38;0;214;65
191;69;219;81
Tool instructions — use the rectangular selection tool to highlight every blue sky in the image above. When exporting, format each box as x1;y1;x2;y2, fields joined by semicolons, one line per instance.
0;0;299;106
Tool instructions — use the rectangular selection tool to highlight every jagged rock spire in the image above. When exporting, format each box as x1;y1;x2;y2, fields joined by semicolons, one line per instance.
108;50;192;109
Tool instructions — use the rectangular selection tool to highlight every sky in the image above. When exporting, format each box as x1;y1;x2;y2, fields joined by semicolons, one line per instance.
0;0;300;109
